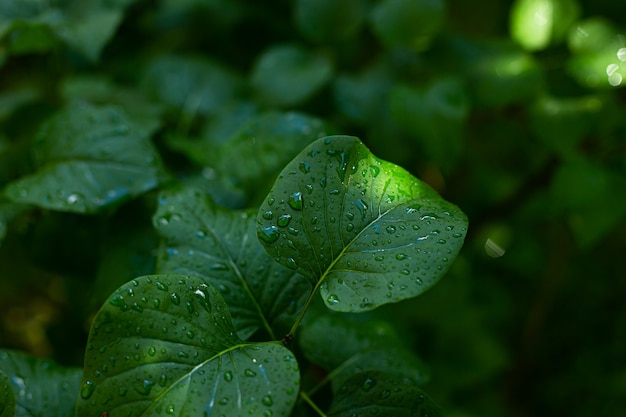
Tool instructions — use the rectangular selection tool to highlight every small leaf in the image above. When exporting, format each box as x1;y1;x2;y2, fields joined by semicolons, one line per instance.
77;275;300;417
329;371;444;417
510;0;580;51
154;186;310;339
0;349;82;417
299;311;429;388
4;102;167;213
251;44;333;108
257;136;468;312
370;0;445;49
294;0;366;44
215;112;331;196
142;54;243;116
0;369;15;417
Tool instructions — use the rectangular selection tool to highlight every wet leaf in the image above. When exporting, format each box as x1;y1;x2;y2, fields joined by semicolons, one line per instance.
0;350;82;417
257;136;468;312
215;112;331;196
329;371;444;417
0;369;15;417
154;186;311;339
299;311;429;388
77;275;300;417
251;44;333;107
4;102;167;214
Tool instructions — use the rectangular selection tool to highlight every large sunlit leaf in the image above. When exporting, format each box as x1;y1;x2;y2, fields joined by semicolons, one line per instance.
4;102;167;214
329;371;444;417
77;275;300;417
0;369;15;417
256;136;468;312
154;186;311;339
0;350;82;417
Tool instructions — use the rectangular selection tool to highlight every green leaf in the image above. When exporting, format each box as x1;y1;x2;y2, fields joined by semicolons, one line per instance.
256;136;468;312
370;0;445;49
510;0;580;51
142;55;243;116
4;102;167;214
0;201;28;245
154;186;311;340
389;78;468;172
215;112;331;196
0;0;130;61
299;312;429;387
294;0;366;44
0;369;15;417
329;371;444;417
77;275;300;417
251;44;333;108
0;349;82;417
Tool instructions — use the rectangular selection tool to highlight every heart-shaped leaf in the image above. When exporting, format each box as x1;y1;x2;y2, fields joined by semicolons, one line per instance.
154;186;311;339
257;136;468;312
77;275;300;417
329;371;443;417
0;349;82;417
4;102;167;214
0;369;15;417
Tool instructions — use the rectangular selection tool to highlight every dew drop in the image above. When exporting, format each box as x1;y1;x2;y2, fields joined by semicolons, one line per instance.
268;197;275;206
286;257;298;270
244;369;257;377
386;225;396;234
156;281;168;291
80;381;96;399
258;225;280;244
355;199;368;218
400;269;410;275
262;395;273;406
224;370;233;382
210;263;228;271
134;379;155;395
395;253;408;260
159;374;167;387
166;405;175;414
362;377;376;391
319;176;327;188
262;210;273;220
148;346;156;356
453;232;463;238
288;192;303;210
170;293;180;305
346;223;354;232
327;294;340;305
299;161;311;173
277;214;292;227
369;165;381;177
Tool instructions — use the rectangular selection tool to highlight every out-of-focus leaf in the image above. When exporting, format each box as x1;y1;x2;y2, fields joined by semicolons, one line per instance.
370;0;445;49
329;371;443;417
294;0;366;44
0;201;28;245
77;275;300;417
142;55;243;116
567;18;626;89
299;311;429;388
0;350;82;417
461;39;543;107
4;102;167;214
257;136;468;312
390;78;468;172
251;44;333;108
154;186;310;339
0;0;132;61
510;0;580;51
529;94;609;157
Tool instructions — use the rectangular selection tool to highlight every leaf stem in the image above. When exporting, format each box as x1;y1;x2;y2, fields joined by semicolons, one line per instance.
300;391;328;417
288;279;323;336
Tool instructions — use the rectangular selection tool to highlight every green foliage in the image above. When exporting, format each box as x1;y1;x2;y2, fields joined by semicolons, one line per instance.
1;0;626;416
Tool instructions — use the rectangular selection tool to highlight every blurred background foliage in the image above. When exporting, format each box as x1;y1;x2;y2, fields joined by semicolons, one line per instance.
1;0;625;416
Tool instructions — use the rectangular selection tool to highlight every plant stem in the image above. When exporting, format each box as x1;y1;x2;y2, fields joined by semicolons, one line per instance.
288;279;323;336
300;391;328;417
